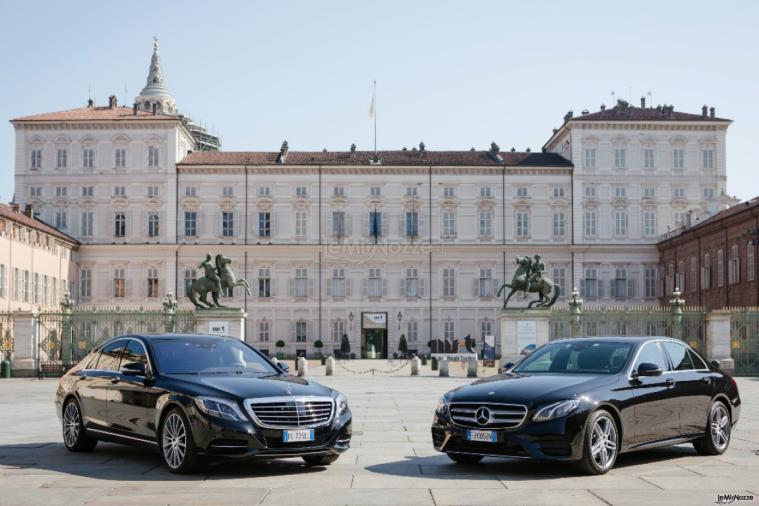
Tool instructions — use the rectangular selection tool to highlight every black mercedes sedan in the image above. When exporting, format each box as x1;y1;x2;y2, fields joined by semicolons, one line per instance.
55;334;351;473
432;336;741;474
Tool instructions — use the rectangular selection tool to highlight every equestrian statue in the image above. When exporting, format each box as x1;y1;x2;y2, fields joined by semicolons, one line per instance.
187;253;251;309
496;254;560;309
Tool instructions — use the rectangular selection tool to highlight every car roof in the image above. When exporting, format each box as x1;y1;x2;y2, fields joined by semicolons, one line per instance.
550;336;677;344
108;333;229;342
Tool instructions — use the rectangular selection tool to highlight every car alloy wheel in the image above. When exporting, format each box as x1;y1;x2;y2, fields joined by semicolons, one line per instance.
63;401;80;448
710;403;730;451
589;413;617;472
162;412;187;470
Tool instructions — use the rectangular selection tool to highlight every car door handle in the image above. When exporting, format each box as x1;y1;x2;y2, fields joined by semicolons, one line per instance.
665;378;675;387
110;377;120;384
702;377;712;384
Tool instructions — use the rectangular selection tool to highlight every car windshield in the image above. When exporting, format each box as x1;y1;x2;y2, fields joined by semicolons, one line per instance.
151;337;278;375
513;341;634;375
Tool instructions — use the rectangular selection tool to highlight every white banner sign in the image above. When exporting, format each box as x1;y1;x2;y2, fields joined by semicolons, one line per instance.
362;313;387;329
208;321;229;336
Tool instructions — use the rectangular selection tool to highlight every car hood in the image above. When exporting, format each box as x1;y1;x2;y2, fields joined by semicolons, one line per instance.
450;373;618;406
167;373;335;400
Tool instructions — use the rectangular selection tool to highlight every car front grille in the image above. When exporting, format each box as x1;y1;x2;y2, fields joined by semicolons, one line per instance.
246;396;334;429
449;402;528;429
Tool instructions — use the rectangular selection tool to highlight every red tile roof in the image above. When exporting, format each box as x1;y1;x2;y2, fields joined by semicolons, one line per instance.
571;103;731;123
11;105;180;123
0;204;79;246
179;150;573;167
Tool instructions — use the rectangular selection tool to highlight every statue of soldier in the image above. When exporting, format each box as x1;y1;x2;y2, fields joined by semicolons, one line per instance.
524;254;545;294
199;253;222;295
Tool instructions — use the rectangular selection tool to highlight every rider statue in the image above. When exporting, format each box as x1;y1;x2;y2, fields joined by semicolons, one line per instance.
200;253;222;295
524;254;545;294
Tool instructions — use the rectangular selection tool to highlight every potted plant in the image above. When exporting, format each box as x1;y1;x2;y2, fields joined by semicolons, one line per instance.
340;333;350;359
428;340;438;370
398;334;408;358
275;339;285;360
314;339;325;364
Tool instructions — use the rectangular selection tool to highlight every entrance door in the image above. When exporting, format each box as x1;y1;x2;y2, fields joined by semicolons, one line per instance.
362;329;388;359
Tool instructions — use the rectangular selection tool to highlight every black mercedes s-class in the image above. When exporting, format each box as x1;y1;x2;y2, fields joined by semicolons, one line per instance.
432;336;741;474
55;334;351;473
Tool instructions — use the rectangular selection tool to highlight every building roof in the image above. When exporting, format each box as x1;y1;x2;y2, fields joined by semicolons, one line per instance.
658;197;759;244
11;104;180;123
179;149;573;167
569;101;731;123
0;204;79;246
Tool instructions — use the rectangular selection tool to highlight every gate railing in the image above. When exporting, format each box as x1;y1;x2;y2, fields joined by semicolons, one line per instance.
0;312;13;360
728;307;759;375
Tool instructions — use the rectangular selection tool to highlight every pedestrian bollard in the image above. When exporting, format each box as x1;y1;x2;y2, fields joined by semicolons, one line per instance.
439;357;449;377
297;357;308;377
467;358;478;378
410;356;421;376
325;356;335;376
272;357;279;366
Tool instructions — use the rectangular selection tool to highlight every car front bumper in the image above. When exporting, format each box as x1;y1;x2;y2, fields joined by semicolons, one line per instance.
431;410;588;461
186;405;352;459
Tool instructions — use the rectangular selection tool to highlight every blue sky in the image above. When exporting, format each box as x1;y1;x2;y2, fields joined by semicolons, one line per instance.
1;0;757;203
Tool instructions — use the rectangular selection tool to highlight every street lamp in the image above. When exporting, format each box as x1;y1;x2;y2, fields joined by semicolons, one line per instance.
348;311;354;330
397;311;403;329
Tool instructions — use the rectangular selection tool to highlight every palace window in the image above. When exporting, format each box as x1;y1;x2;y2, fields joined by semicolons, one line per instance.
57;149;67;169
480;319;492;340
672;187;685;199
729;245;740;284
113;268;126;298
702;253;711;289
691;257;698;292
367;268;383;297
222;212;234;237
332;319;345;341
703;187;715;200
184;211;197;237
614;209;628;237
442;268;456;298
552;186;565;198
113;186;126;197
294;268;308;298
516;187;528;198
583;210;597;238
552;267;566;297
115;148;126;168
643;210;657;237
673;211;686;227
31;149;42;169
295;186;307;197
516;210;529;238
23;270;30;302
369;211;382;238
611;268;631;299
33;273;40;304
479;268;493;297
147;268;159;298
406;186;418;197
331;268;346;298
222;186;234;197
148;213;160;237
613;148;626;169
295;321;307;343
749;244;756;282
295;210;307;237
582;267;601;299
717;250;724;287
552;211;565;238
259;320;270;342
146;186;159;198
114;213;126;237
55;186;67;197
81;211;93;237
30;187;42;197
83;148;95;168
643;148;655;169
644;267;658;298
12;268;19;301
0;264;6;299
405;211;419;238
42;275;49;305
481;187;493;198
332;211;346;237
407;320;418;342
643;186;656;199
405;267;419;298
584;186;596;198
333;186;345;197
370;186;381;196
443;320;455;341
55;211;67;230
673;149;685;169
185;186;197;197
258;267;271;297
258;212;271;237
82;186;94;197
258;186;271;197
677;261;685;292
479;211;493;238
583;148;596;169
148;146;160;167
615;186;626;198
184;268;196;293
703;149;714;169
443;186;455;198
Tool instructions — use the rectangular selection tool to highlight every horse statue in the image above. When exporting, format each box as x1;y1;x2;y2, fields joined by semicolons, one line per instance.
496;255;560;309
187;253;251;309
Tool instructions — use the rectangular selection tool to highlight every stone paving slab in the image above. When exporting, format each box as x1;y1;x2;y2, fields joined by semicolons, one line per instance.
0;375;757;505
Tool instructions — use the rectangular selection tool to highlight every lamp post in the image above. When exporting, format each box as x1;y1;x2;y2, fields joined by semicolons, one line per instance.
397;311;403;330
348;311;354;330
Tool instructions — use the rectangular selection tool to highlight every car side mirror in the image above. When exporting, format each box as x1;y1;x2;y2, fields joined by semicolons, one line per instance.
120;362;146;377
503;362;515;370
278;362;290;374
710;359;721;369
635;362;662;377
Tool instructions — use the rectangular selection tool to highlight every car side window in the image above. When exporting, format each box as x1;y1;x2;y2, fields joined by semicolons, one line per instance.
95;341;125;372
121;339;149;371
662;341;694;371
688;349;708;370
633;342;668;373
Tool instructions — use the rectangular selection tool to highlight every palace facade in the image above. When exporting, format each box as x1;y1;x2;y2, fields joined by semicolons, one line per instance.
9;41;737;357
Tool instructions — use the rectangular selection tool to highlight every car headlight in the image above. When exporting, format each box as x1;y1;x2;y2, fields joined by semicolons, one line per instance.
532;399;581;422
435;392;453;417
334;392;349;416
194;397;247;422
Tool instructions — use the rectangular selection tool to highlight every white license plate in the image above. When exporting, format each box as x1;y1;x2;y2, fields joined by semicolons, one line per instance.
466;429;497;443
282;429;315;443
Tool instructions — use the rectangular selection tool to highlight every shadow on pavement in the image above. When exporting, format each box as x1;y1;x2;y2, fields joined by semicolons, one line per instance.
0;441;330;480
365;445;701;479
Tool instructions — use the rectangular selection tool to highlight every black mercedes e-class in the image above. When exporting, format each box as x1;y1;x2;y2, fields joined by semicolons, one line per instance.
55;334;351;473
432;336;741;474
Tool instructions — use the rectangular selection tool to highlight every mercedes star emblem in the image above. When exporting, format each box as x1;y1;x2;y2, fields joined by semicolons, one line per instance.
475;406;492;426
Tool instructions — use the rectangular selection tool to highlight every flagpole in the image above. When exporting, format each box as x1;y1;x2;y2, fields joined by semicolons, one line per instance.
373;80;377;156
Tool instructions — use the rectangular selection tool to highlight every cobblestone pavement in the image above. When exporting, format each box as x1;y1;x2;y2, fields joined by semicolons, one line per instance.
0;368;757;505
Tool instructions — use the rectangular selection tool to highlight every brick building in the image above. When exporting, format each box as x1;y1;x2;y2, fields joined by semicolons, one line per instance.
658;198;759;309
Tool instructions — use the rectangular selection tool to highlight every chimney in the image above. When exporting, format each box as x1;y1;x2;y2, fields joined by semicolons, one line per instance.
133;103;138;116
709;107;715;118
640;96;646;108
108;95;117;108
23;204;33;217
11;203;19;213
563;110;573;122
419;142;425;152
350;143;356;153
600;104;606;111
277;140;289;164
87;99;94;107
581;109;589;115
702;105;708;117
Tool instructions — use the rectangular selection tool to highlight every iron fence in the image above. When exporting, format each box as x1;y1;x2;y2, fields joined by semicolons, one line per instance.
0;312;13;358
729;308;759;375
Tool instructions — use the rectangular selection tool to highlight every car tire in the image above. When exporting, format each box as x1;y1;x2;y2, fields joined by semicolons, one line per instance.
693;400;731;456
62;398;98;452
159;408;199;474
302;453;340;466
577;409;619;475
446;453;483;465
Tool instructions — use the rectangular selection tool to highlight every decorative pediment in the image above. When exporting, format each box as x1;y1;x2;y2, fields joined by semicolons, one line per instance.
641;199;659;210
291;197;311;209
146;134;163;143
582;198;599;209
144;197;162;211
219;197;237;212
52;198;69;208
610;134;628;145
440;197;458;208
477;200;496;212
512;197;532;208
669;135;687;145
670;197;688;208
112;134;130;144
181;196;200;209
582;134;600;144
639;135;656;146
79;197;97;208
53;134;71;144
110;196;129;208
79;134;97;145
28;135;45;145
329;195;347;206
365;196;384;207
549;198;569;208
611;196;629;208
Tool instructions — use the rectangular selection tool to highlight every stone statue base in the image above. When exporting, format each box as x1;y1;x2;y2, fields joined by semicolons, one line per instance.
499;308;551;366
195;307;247;340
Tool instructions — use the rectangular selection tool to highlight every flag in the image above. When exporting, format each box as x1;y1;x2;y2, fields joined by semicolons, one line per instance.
369;80;376;118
